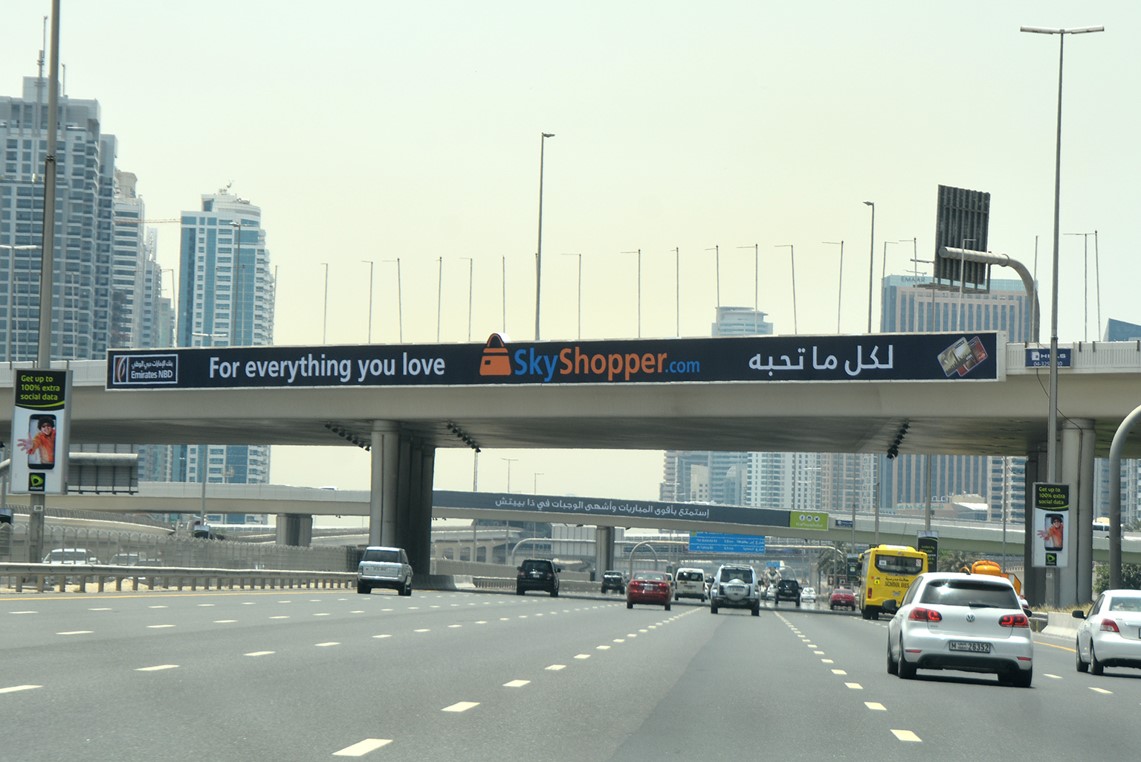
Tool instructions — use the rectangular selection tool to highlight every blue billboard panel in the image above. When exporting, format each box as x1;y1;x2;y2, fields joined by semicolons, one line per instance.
688;532;766;555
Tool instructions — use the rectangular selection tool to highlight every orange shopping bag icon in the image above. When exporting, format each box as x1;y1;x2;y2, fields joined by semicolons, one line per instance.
479;333;512;376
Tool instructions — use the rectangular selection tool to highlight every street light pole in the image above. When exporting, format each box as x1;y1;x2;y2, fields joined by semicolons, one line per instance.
775;245;797;334
863;201;875;333
1021;23;1104;482
824;241;844;333
501;457;517;493
706;245;721;309
534;132;555;341
461;257;473;341
321;262;329;343
437;256;443;342
673;247;681;337
362;259;374;342
621;249;642;337
737;244;760;333
384;258;403;342
1064;232;1094;341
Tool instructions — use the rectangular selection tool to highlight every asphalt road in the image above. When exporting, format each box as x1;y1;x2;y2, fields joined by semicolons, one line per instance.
1;589;1132;761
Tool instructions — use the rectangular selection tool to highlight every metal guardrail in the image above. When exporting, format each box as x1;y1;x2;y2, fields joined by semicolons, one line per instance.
0;562;355;594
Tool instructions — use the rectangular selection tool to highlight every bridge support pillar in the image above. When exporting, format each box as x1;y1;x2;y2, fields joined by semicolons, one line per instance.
1060;418;1095;605
398;439;434;575
370;422;399;547
596;526;615;573
276;514;313;547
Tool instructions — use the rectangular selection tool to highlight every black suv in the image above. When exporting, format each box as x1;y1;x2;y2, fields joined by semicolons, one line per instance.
773;578;802;607
516;558;560;597
600;570;625;594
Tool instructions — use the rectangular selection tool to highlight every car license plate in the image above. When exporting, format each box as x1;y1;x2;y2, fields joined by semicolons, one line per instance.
948;640;991;653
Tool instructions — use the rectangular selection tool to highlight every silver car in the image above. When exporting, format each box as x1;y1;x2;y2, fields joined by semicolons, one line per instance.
887;572;1033;687
1073;589;1141;675
357;546;413;596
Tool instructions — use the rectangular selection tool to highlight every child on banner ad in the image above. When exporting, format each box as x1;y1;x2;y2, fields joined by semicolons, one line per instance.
1032;483;1070;568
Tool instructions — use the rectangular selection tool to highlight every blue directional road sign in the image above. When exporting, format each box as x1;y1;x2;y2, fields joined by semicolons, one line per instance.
688;532;766;554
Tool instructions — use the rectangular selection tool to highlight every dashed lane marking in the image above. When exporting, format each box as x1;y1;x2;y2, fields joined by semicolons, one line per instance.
244;651;275;657
865;702;886;711
136;664;179;672
442;701;479;713
891;730;922;742
503;680;530;688
333;738;392;756
0;685;42;694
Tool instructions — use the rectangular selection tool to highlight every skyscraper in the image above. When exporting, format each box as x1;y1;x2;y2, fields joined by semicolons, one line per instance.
173;191;275;497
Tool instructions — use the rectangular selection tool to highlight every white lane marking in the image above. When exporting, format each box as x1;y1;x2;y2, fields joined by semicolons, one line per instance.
197;604;215;607
414;628;430;633
57;630;93;636
88;607;112;611
891;729;922;743
315;642;340;648
546;664;566;671
147;624;176;629
333;738;392;756
245;651;275;657
313;613;331;617
350;610;365;614
448;624;462;629
821;659;834;663
136;664;179;672
831;669;847;675
148;605;168;609
269;615;289;620
475;620;488;625
596;645;611;651
372;634;392;639
1043;673;1063;679
845;682;863;690
865;702;886;711
242;602;256;606
442;701;479;713
627;634;638;638
503;680;530;688
10;611;37;615
213;620;237;624
0;685;42;694
613;639;626;644
814;650;825;655
1090;687;1113;695
574;654;591;660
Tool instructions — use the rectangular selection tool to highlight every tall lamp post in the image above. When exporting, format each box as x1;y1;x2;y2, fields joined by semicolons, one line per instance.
863;201;875;333
1064;231;1095;341
191;331;226;524
621;249;642;337
775;245;797;334
321;262;329;343
534;132;555;340
737;244;760;333
460;257;473;341
361;259;374;342
1021;23;1104;483
823;241;844;333
383;258;403;342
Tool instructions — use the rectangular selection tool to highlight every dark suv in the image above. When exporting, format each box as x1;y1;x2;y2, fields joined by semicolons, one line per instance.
600;570;625;594
773;578;802;607
516;558;560;597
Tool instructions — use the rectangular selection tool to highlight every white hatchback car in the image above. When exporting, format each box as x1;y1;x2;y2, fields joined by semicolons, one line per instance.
801;587;817;604
887;572;1033;687
1073;589;1141;675
674;568;707;602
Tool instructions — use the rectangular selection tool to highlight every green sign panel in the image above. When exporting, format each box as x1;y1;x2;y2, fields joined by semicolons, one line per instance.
789;511;828;531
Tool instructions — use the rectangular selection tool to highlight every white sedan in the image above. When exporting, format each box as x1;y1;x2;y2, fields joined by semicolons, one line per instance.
887;572;1033;687
801;587;817;604
1074;589;1141;675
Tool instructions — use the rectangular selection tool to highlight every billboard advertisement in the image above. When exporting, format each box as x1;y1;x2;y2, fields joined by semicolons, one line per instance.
9;369;72;495
1032;482;1070;568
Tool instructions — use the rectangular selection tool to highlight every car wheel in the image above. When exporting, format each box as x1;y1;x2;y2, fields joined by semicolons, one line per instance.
886;639;898;675
551;587;559;598
357;582;369;595
896;636;916;679
710;602;718;614
1091;643;1105;676
516;587;525;596
400;579;412;596
1010;668;1033;688
626;601;633;609
751;604;760;617
665;602;671;611
1075;638;1088;673
796;599;801;608
830;604;836;611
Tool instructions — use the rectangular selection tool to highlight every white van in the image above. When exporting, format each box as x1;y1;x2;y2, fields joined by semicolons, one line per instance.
674;567;707;601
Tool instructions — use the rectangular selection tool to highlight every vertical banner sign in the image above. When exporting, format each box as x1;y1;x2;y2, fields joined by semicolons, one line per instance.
10;369;71;495
1032;482;1070;568
916;533;939;573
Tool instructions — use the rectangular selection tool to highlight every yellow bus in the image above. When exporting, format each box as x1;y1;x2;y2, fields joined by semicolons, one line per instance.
857;544;928;620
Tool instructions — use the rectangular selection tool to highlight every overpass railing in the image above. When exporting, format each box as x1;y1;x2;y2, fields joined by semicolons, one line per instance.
0;561;354;594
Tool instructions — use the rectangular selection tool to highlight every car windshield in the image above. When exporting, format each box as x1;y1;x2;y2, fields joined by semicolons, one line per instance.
919;579;1019;608
521;561;550;572
45;550;90;563
363;549;401;563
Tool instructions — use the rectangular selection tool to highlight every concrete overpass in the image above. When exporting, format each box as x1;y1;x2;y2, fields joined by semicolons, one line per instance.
3;333;1141;604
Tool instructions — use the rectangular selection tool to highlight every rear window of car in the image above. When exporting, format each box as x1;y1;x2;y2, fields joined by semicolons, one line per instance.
719;568;752;582
919;579;1019;608
634;572;667;581
875;554;925;574
677;571;703;582
363;549;402;563
1108;596;1141;612
522;560;552;572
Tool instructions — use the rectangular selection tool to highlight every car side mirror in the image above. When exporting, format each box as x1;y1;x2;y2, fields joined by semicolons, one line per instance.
556;566;562;573
516;566;523;572
1072;609;1086;619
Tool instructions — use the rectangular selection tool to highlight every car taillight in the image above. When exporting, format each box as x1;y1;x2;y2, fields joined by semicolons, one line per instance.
999;613;1029;628
908;607;942;622
1100;618;1121;633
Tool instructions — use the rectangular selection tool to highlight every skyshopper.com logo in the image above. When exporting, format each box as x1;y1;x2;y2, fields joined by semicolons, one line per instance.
480;338;701;383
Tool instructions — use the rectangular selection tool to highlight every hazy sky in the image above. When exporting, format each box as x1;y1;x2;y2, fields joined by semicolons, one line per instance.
4;2;1137;500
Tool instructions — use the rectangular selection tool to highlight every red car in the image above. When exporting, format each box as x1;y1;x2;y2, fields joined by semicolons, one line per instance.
829;587;857;611
626;571;672;610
